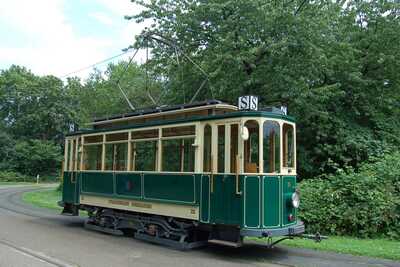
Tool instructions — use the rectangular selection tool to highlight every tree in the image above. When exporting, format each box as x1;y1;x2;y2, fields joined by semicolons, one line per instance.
70;61;162;124
129;0;400;178
13;139;63;176
0;65;79;143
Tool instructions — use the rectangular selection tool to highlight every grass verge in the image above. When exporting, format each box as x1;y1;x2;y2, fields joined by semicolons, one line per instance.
22;189;87;217
251;236;400;261
22;189;62;211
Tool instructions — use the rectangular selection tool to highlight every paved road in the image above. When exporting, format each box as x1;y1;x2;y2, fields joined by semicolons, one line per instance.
0;185;399;267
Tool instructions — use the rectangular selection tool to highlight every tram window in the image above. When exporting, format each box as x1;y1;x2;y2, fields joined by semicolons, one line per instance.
244;120;259;173
132;141;158;171
263;121;280;173
131;129;158;140
230;124;239;173
84;135;103;144
105;143;128;171
106;132;128;142
217;125;225;173
283;124;295;168
203;125;212;172
83;144;102;170
162;126;195;137
162;138;195;172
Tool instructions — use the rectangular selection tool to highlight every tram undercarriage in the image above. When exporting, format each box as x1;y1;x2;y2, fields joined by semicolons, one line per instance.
81;205;211;250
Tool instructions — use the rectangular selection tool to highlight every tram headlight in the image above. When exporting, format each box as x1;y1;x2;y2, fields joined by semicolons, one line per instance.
291;190;300;208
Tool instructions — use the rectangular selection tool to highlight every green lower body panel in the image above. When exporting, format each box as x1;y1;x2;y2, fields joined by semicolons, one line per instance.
79;172;200;206
62;172;80;204
115;173;142;198
61;171;299;238
143;173;196;204
282;176;297;226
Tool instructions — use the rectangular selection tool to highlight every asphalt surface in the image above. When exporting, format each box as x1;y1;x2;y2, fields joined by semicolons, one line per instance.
0;185;399;267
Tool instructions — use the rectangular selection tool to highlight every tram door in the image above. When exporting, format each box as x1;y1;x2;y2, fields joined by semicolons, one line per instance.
207;123;241;225
62;138;80;204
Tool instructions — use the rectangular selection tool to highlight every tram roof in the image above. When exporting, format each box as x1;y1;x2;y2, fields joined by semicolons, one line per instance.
90;99;236;126
67;100;295;137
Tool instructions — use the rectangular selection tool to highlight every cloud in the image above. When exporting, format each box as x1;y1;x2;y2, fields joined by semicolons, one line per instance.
95;0;138;17
0;0;149;79
89;12;114;26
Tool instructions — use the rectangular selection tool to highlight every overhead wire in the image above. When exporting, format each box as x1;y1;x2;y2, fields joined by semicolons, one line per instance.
61;50;134;78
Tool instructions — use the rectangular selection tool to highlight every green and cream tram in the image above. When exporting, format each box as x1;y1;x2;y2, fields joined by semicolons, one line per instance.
60;99;304;248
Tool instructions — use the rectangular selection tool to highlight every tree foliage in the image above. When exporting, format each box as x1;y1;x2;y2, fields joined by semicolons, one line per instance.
130;0;400;177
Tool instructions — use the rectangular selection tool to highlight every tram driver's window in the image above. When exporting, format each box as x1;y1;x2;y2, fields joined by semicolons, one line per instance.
263;121;280;173
244;120;259;173
283;123;295;168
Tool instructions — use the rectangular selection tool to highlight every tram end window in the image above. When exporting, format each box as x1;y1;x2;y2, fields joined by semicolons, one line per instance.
263;121;280;173
283;123;295;169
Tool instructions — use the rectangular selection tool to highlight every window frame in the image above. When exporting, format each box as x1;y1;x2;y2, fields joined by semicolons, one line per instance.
281;122;296;173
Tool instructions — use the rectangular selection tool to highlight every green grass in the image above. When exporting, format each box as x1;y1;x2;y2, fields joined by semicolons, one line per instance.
22;189;63;211
253;236;400;261
22;189;88;217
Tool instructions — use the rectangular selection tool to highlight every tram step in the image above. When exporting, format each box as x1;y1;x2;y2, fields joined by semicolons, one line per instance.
61;204;78;216
208;239;243;248
84;220;124;236
134;232;207;250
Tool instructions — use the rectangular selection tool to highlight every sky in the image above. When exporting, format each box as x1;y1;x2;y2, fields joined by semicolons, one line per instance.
0;0;148;79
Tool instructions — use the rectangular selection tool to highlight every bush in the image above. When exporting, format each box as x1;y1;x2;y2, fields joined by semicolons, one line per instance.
299;152;400;239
